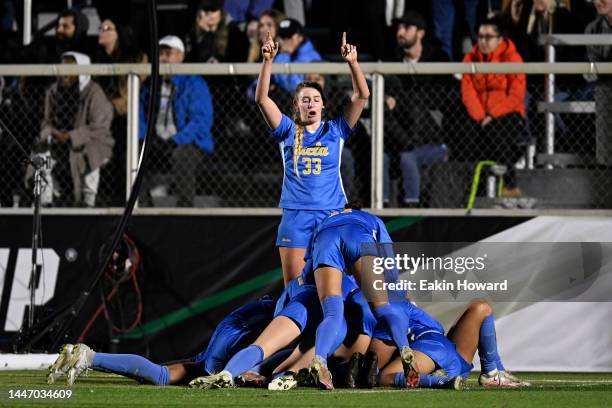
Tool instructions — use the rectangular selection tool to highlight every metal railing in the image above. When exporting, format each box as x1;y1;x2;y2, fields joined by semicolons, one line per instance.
1;61;612;212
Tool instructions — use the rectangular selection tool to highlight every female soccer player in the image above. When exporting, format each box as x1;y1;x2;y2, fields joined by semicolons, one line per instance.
48;297;277;386
371;298;530;389
188;265;374;390
254;31;369;287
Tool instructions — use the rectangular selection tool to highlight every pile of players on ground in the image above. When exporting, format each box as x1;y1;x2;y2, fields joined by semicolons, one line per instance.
47;209;530;391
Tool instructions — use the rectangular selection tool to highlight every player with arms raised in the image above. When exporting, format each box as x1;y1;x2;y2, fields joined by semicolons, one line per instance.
255;31;369;287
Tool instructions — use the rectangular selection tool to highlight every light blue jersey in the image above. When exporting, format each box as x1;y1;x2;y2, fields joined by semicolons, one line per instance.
271;114;352;210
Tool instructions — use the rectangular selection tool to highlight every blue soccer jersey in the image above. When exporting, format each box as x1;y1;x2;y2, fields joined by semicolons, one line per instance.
271;114;352;210
191;298;276;374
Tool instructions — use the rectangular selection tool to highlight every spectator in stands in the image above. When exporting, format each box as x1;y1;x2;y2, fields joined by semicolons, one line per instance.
94;18;148;205
184;0;249;63
383;12;450;207
247;9;286;63
273;18;322;93
461;16;527;197
224;0;274;23
38;52;114;207
139;36;214;207
585;0;612;166
26;8;92;64
432;0;481;60
500;0;532;60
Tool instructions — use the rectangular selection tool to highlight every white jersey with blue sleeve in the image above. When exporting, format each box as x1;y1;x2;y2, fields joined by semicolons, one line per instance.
271;114;352;210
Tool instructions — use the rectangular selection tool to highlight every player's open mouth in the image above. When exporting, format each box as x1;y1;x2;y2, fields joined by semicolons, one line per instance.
308;110;317;117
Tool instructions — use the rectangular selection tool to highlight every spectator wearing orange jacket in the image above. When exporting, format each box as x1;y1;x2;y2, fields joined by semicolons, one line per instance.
461;16;527;196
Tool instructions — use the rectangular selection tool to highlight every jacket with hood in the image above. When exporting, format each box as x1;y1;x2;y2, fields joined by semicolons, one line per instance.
273;39;322;93
40;52;114;202
461;38;526;122
139;75;214;154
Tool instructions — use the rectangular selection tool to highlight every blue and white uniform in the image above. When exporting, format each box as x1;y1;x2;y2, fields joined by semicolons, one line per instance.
272;114;353;248
275;260;376;343
302;209;395;283
191;298;276;374
374;300;473;378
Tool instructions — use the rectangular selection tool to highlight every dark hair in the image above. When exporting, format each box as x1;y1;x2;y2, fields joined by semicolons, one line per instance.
479;14;507;37
59;9;78;21
344;200;363;210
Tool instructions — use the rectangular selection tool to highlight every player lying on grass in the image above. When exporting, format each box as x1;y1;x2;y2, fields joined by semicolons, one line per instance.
48;296;279;386
238;280;376;391
364;298;530;389
188;265;376;390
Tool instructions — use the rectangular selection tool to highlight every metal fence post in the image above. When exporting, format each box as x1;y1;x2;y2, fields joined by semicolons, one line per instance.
545;43;556;168
371;73;385;209
23;0;32;45
127;73;140;206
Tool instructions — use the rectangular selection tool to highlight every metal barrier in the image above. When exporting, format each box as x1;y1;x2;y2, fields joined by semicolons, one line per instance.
1;62;612;211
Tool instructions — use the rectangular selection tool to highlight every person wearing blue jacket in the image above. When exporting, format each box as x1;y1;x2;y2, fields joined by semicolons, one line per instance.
273;18;322;94
139;35;214;207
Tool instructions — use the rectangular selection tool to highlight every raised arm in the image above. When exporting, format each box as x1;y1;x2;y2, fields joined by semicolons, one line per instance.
341;32;370;129
254;31;283;129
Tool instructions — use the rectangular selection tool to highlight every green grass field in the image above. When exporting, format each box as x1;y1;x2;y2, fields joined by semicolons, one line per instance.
1;371;611;407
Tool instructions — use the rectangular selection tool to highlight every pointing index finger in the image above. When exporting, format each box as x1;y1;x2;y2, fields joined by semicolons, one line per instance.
342;32;346;47
267;31;272;42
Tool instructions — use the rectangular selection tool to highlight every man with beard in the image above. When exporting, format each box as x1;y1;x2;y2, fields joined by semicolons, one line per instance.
383;11;450;207
24;8;92;64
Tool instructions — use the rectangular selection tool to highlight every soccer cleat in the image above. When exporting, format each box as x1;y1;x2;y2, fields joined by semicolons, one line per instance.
66;343;94;386
309;356;334;390
189;370;234;389
447;376;466;390
268;372;299;391
400;346;420;388
235;371;269;388
499;371;531;386
346;352;364;389
479;370;530;388
359;351;379;389
47;343;74;384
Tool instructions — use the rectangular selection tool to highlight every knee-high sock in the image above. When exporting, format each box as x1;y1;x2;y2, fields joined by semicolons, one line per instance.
92;353;170;385
224;345;264;378
314;295;344;364
394;372;456;389
374;304;409;351
419;373;454;388
479;315;503;373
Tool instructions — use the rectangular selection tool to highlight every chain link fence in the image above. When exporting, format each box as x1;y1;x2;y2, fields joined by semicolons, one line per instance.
1;63;611;209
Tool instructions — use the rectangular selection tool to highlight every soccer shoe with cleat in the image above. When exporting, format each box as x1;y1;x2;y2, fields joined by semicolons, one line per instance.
479;370;531;388
359;351;379;389
189;370;234;389
47;343;74;384
346;352;364;389
235;371;269;388
400;346;420;388
66;343;94;386
309;356;334;390
268;372;299;391
447;376;467;390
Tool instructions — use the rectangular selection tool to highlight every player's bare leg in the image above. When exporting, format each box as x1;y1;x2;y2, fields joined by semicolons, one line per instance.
448;299;529;388
279;247;305;287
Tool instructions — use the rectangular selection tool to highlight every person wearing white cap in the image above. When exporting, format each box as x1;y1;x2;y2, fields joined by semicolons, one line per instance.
35;51;114;207
138;35;214;207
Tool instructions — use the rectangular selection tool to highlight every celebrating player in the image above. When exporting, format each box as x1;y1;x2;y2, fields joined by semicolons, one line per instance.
47;297;276;386
370;298;530;389
254;31;369;287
